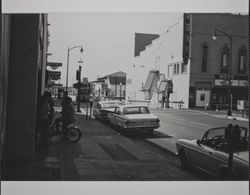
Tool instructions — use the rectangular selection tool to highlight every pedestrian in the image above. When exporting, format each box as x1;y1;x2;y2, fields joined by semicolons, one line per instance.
55;96;76;137
43;91;55;123
38;95;50;144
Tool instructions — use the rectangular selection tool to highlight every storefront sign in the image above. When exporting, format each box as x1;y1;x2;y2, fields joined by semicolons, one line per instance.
48;71;61;80
239;80;248;87
47;62;62;70
215;79;247;87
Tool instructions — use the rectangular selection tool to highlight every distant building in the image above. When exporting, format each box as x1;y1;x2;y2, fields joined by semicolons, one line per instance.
126;13;248;109
91;71;126;101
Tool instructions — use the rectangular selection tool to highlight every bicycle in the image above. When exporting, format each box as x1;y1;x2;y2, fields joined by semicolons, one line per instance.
48;111;81;143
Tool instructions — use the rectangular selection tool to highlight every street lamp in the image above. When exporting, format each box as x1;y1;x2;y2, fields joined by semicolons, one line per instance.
66;45;83;92
212;28;232;116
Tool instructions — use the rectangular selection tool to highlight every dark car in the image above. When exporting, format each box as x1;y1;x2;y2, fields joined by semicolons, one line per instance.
176;126;249;180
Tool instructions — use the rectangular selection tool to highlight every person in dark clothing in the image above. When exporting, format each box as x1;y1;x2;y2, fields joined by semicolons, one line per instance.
43;91;55;123
55;96;76;135
38;95;50;143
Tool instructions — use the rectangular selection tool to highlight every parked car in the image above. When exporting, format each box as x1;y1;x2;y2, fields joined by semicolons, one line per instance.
107;104;160;133
176;126;249;180
93;100;124;121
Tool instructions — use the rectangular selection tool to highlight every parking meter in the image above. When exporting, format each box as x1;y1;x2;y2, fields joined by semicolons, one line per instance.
225;124;241;146
224;124;241;179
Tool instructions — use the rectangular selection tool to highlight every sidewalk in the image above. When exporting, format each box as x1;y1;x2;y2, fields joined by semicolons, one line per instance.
4;110;198;181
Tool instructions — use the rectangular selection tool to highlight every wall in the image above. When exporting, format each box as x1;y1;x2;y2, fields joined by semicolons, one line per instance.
5;14;41;161
0;14;11;177
128;14;185;107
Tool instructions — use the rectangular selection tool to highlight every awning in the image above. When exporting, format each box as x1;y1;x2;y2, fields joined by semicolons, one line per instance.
143;70;159;91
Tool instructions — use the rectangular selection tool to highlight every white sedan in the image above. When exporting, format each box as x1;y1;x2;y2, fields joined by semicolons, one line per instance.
176;126;249;180
107;104;160;133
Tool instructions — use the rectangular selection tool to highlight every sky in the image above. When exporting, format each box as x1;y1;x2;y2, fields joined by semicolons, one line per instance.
47;13;182;86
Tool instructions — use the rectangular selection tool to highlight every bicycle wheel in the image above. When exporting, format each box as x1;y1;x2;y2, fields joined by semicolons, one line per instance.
65;127;81;143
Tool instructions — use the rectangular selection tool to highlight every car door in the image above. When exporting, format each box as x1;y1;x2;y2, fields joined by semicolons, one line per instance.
109;107;120;126
194;144;224;176
191;128;228;176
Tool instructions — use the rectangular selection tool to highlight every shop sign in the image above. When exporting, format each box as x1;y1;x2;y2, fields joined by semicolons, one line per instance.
48;71;61;80
215;79;247;87
47;62;62;70
239;80;248;87
215;79;229;86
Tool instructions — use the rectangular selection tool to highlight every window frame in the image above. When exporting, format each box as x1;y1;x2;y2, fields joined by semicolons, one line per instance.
238;46;247;74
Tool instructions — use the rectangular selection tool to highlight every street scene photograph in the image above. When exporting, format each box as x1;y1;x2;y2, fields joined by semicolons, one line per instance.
0;11;249;183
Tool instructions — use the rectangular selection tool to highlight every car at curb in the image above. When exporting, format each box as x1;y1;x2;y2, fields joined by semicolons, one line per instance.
176;126;249;180
93;101;124;122
107;104;160;133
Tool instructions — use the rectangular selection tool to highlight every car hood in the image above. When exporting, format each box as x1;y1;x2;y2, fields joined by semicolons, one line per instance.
234;151;249;162
124;114;159;120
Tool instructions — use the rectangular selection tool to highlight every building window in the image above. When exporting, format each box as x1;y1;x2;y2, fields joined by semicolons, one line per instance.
181;63;187;73
176;63;179;74
221;45;229;68
238;46;247;73
201;43;208;72
127;79;132;84
174;64;176;74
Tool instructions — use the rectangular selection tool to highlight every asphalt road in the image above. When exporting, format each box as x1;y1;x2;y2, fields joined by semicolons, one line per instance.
147;108;248;153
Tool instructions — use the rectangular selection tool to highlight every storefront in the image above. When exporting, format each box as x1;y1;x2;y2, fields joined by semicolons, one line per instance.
211;79;248;110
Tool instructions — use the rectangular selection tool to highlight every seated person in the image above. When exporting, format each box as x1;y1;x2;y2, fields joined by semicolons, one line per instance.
55;96;76;134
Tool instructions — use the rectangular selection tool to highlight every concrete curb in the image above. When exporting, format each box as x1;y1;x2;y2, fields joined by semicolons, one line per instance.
151;108;249;122
143;139;176;157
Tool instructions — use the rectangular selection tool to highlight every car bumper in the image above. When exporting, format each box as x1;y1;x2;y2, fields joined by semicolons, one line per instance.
121;124;160;130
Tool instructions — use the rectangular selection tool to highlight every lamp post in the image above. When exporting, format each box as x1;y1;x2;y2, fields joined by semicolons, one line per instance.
212;28;232;116
66;45;83;92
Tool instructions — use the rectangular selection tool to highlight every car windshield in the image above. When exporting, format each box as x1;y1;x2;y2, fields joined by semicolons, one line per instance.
102;102;122;109
202;127;248;153
123;107;150;115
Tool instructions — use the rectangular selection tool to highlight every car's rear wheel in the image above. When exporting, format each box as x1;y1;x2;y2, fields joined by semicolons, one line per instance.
179;151;189;169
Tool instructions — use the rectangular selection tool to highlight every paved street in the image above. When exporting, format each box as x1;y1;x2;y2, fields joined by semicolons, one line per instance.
147;108;248;153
